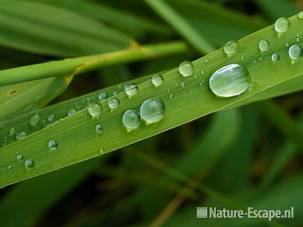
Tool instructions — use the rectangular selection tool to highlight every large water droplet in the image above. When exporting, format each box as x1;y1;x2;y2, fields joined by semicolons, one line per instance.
16;132;27;140
274;17;290;34
30;113;40;127
48;140;58;151
124;84;138;98
151;74;164;87
288;44;301;62
271;53;280;62
223;40;238;57
122;109;141;132
24;159;34;169
95;124;103;134
98;92;107;101
209;64;250;98
140;98;165;125
108;98;120;111
88;103;102;119
259;39;270;52
178;61;194;77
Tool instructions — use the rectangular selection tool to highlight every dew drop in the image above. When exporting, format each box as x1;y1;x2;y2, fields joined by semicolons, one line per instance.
30;113;40;126
124;84;138;98
259;39;270;52
151;74;164;87
108;98;120;111
200;70;205;75
8;165;13;170
271;53;280;62
140;98;165;125
274;17;290;34
9;127;15;136
16;154;23;161
288;44;301;62
223;40;238;57
122;109;141;132
24;159;34;169
95;124;103;134
88;103;102;119
178;61;194;77
169;93;174;99
68;109;76;116
98;92;107;101
181;81;187;88
16;132;27;140
48;140;58;151
48;114;55;122
209;64;250;98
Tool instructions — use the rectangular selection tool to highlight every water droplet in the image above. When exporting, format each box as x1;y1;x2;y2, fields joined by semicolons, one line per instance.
178;61;194;77
30;113;40;126
181;81;187;88
271;53;280;62
99;148;104;154
16;132;27;140
48;140;58;151
151;74;164;87
223;40;238;57
296;34;301;42
88;103;102;119
169;93;174;99
24;159;34;169
259;39;270;52
48;114;55;122
122;109;141;132
200;70;205;75
68;109;76;116
297;11;303;19
9;127;15;136
274;17;290;35
98;92;107;101
8;165;13;170
16;154;23;161
209;64;250;98
95;124;103;134
288;44;301;62
140;98;165;125
112;90;119;96
108;98;120;111
124;84;138;98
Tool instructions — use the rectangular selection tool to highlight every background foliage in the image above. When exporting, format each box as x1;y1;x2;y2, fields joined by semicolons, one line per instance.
1;0;303;226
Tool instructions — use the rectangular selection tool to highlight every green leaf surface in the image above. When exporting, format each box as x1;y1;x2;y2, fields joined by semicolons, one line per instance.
1;14;303;187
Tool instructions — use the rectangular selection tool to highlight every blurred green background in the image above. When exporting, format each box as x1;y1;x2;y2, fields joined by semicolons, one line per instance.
1;0;303;226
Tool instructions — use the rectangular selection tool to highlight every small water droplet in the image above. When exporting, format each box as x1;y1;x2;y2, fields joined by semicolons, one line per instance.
95;124;103;134
122;109;141;132
112;90;119;96
140;98;165;125
285;42;289;47
16;154;23;161
8;165;13;170
48;140;58;151
99;148;104;154
16;132;27;140
179;61;194;77
88;103;102;119
181;81;187;88
204;59;209;63
68;109;77;116
124;84;138;98
169;93;174;99
259;39;270;52
9;127;15;136
297;11;303;19
98;92;107;101
209;64;250;98
223;40;238;57
288;44;301;62
48;114;55;122
30;113;40;127
151;74;164;87
24;159;34;169
200;70;205;75
271;53;280;62
274;17;290;35
108;98;120;111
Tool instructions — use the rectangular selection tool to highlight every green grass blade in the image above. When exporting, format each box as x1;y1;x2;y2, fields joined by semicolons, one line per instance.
144;0;215;54
0;0;134;57
2;13;303;187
